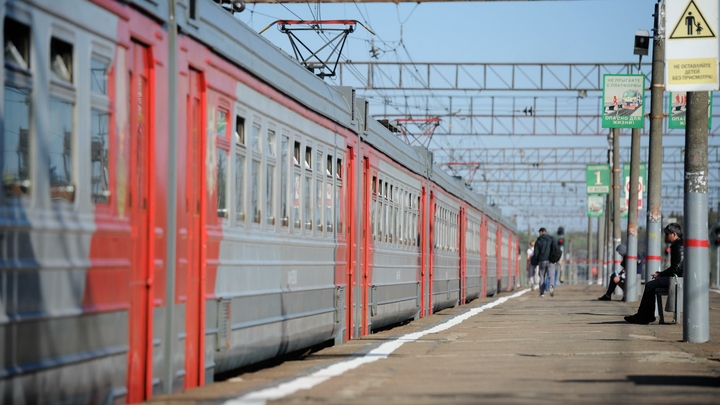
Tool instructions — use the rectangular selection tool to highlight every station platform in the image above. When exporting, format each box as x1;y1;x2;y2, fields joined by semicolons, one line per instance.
147;285;720;405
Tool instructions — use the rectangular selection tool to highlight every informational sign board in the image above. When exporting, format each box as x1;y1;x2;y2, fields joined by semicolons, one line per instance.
587;195;605;217
601;75;646;129
668;91;713;129
586;164;610;194
621;163;647;218
666;0;719;91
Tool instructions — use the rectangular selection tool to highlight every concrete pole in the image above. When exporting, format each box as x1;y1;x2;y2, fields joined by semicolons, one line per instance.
626;124;641;303
683;91;710;343
587;216;593;285
597;211;605;285
164;0;178;394
646;0;665;284
612;128;622;276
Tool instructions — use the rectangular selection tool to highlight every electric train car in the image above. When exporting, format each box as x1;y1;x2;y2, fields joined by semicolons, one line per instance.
0;0;519;403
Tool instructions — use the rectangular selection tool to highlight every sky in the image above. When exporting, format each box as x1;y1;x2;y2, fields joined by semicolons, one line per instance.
234;0;719;231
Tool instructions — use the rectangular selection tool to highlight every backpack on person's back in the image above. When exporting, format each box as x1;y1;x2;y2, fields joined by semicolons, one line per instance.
549;239;562;264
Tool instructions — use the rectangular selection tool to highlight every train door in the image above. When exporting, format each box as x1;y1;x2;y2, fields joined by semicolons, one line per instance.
420;186;427;316
344;147;355;339
361;156;370;335
127;40;153;402
459;208;466;305
185;68;205;388
427;191;435;315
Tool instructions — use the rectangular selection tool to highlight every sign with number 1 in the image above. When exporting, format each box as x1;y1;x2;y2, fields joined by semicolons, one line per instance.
586;164;610;194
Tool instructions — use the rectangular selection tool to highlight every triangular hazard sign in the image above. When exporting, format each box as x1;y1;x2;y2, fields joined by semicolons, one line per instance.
670;0;716;39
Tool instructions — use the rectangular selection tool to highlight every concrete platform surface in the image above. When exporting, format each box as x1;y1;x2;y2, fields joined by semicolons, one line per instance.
147;285;720;405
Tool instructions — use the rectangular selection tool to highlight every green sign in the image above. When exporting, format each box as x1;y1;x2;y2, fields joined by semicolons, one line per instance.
587;195;605;217
668;91;713;129
601;74;646;129
621;163;647;218
586;164;610;194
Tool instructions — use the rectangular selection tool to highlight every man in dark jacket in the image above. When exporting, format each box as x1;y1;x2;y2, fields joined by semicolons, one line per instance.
532;228;557;298
624;223;684;324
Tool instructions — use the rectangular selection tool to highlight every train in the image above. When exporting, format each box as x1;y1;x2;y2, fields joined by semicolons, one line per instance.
0;0;519;403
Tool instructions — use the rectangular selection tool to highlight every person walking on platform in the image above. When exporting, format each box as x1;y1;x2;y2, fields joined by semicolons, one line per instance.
624;223;684;324
598;244;627;301
527;240;538;290
532;227;557;298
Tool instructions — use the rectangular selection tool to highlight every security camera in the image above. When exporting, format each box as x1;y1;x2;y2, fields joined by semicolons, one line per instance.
634;29;651;56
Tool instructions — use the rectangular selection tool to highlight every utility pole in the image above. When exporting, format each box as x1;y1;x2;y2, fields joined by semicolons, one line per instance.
645;0;665;284
612;128;622;276
597;210;605;285
587;217;593;285
683;91;710;343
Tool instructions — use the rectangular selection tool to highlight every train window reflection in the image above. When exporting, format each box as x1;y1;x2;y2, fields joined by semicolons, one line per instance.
304;176;311;230
266;164;275;225
235;153;245;222
293;173;301;228
281;135;288;227
217;149;228;218
90;58;108;95
267;129;275;157
49;97;74;202
251;160;260;223
91;109;110;203
251;123;260;152
3;85;31;198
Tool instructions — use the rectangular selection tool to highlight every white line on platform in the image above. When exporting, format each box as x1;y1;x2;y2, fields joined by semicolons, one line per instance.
711;289;720;294
224;289;530;405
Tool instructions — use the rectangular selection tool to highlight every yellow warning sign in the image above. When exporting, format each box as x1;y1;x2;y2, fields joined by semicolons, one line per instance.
670;0;716;39
668;58;717;86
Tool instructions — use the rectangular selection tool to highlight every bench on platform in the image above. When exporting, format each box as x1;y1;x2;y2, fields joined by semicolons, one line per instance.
655;276;682;324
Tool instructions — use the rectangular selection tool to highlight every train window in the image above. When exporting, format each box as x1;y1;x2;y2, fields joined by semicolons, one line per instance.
50;38;73;83
293;141;300;166
235;116;245;145
49;97;75;202
3;87;31;198
336;158;342;179
293;172;301;228
251;160;260;223
267;129;276;157
251;123;260;152
326;154;333;177
315;179;322;232
266;164;275;225
316;151;322;173
305;146;312;170
5;19;30;69
335;181;341;235
304;176;311;230
378;179;383;197
217;149;228;218
371;176;377;195
217;110;228;137
280;135;288;227
90;58;108;95
235;153;245;221
90;109;110;203
325;182;332;232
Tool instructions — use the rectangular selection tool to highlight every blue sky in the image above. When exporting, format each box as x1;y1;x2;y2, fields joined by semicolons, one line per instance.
235;0;718;229
239;0;661;63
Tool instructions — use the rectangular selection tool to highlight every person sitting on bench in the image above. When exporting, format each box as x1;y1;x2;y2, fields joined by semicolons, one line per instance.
598;244;627;301
624;223;684;325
